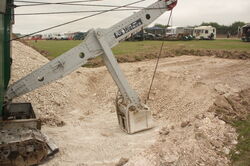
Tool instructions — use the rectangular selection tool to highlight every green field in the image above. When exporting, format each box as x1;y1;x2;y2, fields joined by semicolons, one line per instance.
26;39;250;59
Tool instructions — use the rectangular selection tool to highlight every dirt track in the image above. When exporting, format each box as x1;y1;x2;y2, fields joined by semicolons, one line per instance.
12;41;250;166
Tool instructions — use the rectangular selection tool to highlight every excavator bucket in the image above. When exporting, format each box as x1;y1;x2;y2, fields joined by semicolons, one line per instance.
116;102;153;134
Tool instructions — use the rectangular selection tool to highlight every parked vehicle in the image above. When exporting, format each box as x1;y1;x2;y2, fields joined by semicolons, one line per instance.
193;26;216;40
30;35;42;40
127;30;156;41
128;31;144;41
144;32;156;40
145;26;165;37
42;34;53;40
73;32;87;40
241;24;250;42
166;26;194;40
166;26;183;37
52;33;68;40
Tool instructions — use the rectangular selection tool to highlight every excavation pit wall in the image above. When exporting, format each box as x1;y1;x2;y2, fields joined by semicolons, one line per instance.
11;41;250;166
86;49;250;67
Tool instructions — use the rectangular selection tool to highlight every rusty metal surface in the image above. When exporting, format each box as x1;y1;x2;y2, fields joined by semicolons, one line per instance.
0;102;58;166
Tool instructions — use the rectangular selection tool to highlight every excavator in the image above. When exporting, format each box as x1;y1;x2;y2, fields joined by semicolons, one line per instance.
0;0;177;165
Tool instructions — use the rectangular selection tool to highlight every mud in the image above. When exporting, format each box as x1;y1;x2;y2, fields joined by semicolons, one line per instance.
11;41;250;166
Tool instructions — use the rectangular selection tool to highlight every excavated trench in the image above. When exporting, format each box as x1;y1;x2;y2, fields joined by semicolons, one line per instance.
11;41;250;166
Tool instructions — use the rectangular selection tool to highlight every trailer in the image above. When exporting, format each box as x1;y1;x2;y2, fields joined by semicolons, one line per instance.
166;26;194;40
42;33;53;40
193;26;216;40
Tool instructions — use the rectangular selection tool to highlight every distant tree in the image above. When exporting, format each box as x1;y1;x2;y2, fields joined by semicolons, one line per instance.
154;23;167;28
219;25;230;35
201;22;220;29
230;21;246;35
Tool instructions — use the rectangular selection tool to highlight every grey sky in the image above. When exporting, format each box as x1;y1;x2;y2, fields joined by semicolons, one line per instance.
13;0;250;34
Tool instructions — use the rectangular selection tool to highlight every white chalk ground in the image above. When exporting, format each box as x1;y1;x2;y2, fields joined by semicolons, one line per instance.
11;41;250;166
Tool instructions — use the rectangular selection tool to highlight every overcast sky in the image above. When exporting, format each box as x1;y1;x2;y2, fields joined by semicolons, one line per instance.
13;0;250;34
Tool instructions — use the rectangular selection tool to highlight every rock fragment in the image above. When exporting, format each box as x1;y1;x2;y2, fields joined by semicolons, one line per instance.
116;157;129;166
181;121;191;128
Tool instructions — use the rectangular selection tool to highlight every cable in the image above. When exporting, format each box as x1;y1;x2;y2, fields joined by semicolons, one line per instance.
146;9;173;104
14;0;149;10
15;0;102;6
11;0;145;41
14;7;166;16
14;0;144;8
15;0;100;3
16;3;144;9
14;9;141;15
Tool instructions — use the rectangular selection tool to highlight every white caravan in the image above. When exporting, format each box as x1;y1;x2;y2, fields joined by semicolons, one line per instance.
193;26;216;40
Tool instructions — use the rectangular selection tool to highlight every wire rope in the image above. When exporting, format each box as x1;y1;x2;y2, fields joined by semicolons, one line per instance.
146;9;173;104
11;0;145;41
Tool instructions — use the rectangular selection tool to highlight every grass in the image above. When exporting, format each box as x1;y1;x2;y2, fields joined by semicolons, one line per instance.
26;40;82;59
231;115;250;166
26;39;250;59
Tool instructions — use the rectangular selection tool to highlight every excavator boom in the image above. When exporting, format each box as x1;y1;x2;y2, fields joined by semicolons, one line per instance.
6;0;177;101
